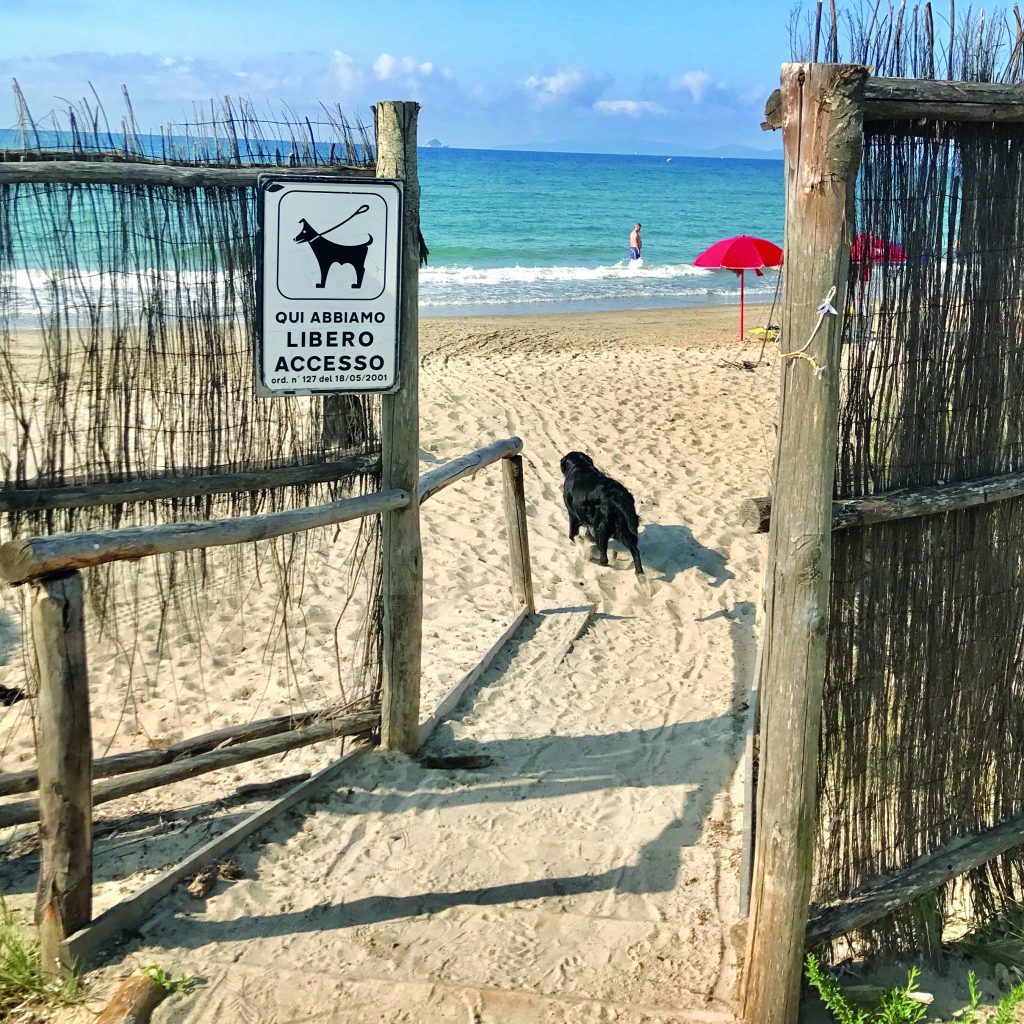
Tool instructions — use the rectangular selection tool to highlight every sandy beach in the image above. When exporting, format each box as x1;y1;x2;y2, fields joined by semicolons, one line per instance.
0;303;781;1021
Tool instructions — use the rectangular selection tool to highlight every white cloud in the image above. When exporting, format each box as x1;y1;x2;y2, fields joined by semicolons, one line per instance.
373;53;440;83
332;50;364;95
669;70;713;103
593;99;665;117
0;50;780;153
739;83;770;106
521;67;610;107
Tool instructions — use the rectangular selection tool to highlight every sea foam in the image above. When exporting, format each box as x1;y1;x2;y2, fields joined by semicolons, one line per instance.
419;261;776;311
420;261;713;286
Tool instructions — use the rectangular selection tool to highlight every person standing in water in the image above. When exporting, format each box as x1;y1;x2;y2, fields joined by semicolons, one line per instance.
629;223;642;261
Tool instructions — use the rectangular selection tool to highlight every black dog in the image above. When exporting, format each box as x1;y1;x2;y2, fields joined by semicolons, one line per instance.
560;451;644;576
0;685;25;707
294;219;373;289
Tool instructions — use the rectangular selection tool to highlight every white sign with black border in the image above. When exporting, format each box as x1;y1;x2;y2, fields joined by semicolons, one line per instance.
256;175;403;395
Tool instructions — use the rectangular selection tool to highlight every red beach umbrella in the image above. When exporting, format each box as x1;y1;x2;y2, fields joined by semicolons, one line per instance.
694;235;783;340
850;232;905;264
850;232;906;282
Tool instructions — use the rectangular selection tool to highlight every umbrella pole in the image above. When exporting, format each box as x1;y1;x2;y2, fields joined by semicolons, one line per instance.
740;269;745;340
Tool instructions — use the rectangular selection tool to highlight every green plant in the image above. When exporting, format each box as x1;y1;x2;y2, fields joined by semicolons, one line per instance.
805;953;869;1024
142;962;194;995
993;979;1024;1024
875;967;928;1024
807;956;1024;1024
0;893;81;1017
961;970;983;1024
805;954;927;1024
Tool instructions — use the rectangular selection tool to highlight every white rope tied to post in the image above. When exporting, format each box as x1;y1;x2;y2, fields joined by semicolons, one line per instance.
780;285;838;379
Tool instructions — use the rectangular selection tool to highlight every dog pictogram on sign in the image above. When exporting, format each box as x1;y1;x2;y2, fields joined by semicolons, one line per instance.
293;204;373;289
275;188;391;301
257;176;403;397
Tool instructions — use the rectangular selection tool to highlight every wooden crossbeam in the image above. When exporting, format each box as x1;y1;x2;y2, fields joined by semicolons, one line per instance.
763;78;1024;130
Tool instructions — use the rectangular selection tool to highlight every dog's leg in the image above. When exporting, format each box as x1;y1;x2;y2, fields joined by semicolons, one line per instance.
568;511;581;542
626;536;644;576
316;262;329;289
353;258;366;289
591;524;611;566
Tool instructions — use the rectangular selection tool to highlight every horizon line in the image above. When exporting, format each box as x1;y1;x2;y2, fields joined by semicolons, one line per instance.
422;143;784;161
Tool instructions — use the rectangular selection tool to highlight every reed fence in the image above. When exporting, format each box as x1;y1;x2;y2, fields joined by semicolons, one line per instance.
0;89;537;977
0;89;386;753
740;5;1024;1023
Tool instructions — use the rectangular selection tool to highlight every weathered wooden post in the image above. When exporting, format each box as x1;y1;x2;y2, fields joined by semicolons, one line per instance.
501;455;535;613
740;63;866;1024
33;570;92;973
375;101;424;753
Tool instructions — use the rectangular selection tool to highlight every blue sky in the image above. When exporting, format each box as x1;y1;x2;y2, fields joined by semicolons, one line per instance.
1;0;793;154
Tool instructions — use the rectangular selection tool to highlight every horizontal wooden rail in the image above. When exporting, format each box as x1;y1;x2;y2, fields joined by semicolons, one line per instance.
865;77;1024;122
763;77;1024;129
0;704;369;796
0;435;527;582
418;436;523;504
0;488;409;584
0;451;381;515
0;160;375;187
807;808;1024;945
739;469;1024;534
0;708;379;827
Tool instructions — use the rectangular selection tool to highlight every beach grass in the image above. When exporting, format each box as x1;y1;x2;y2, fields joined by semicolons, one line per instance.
0;893;82;1020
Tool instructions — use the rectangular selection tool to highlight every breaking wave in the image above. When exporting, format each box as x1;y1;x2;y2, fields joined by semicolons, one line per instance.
420;261;776;312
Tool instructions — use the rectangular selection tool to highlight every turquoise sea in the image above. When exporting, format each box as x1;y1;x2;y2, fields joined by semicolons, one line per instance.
418;147;784;316
0;133;784;321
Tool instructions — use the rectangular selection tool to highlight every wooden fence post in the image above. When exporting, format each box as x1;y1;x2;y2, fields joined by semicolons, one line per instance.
740;62;867;1024
501;455;535;613
33;570;92;974
375;101;423;754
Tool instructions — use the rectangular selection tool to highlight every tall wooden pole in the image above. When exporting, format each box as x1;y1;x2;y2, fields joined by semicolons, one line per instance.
501;455;535;614
33;570;92;974
375;101;423;754
740;63;866;1024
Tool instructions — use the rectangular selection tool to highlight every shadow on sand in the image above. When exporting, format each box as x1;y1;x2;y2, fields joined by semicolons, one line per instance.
142;586;758;952
140;711;735;949
639;523;735;587
3;604;759;961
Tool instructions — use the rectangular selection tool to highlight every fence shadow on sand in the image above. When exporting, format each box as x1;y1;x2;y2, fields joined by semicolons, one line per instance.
154;707;739;949
136;596;751;952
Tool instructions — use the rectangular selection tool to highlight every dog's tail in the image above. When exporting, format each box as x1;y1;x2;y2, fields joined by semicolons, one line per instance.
363;235;373;247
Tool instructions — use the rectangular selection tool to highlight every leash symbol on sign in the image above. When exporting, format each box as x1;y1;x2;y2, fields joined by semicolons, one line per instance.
293;204;373;289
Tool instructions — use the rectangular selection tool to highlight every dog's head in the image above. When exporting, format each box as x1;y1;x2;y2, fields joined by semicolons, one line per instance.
294;219;318;244
560;451;595;476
